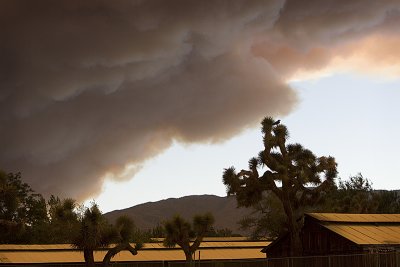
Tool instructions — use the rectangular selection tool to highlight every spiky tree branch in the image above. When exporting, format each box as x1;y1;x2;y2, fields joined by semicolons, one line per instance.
222;116;337;256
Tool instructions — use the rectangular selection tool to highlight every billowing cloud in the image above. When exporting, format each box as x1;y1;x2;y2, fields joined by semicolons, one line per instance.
252;0;400;79
1;0;399;199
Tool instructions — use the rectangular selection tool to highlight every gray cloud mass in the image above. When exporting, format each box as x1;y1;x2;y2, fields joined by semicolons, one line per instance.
1;0;399;199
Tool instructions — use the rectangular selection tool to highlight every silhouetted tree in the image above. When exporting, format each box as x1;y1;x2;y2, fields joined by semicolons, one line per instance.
238;192;285;240
319;174;400;214
23;193;49;243
207;227;240;237
102;215;142;267
318;174;375;213
223;117;337;256
150;223;165;238
375;190;400;213
0;170;48;243
72;203;114;267
164;213;214;265
47;196;80;243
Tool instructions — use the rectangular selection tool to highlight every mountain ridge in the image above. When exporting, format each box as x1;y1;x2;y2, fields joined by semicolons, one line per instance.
104;194;252;235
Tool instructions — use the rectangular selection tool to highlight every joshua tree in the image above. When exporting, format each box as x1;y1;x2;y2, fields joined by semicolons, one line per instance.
164;213;214;265
102;215;142;267
72;203;114;267
48;197;80;243
223;117;337;256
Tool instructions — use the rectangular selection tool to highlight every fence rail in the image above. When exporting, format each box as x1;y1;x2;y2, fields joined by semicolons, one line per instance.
262;252;400;267
168;253;400;267
1;252;399;267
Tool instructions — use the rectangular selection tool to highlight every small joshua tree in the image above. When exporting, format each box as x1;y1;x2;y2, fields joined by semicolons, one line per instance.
164;213;214;265
102;215;142;267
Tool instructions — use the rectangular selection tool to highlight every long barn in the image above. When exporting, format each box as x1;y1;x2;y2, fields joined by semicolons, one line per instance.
0;237;269;267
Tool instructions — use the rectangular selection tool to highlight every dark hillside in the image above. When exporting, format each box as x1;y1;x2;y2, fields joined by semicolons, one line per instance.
104;195;252;235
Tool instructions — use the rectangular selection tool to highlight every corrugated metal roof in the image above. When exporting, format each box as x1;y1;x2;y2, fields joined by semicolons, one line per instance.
307;213;400;245
322;223;400;245
0;240;270;263
307;213;400;223
0;248;266;263
0;244;73;251
120;241;267;250
0;241;268;251
198;242;267;248
152;237;251;242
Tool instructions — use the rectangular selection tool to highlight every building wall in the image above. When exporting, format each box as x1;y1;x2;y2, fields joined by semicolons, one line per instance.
302;218;362;256
265;218;364;258
264;235;291;258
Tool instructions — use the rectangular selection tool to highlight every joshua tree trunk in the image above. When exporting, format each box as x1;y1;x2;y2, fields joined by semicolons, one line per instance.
184;250;193;267
83;249;95;267
102;243;138;267
185;251;194;267
281;191;303;256
289;227;302;256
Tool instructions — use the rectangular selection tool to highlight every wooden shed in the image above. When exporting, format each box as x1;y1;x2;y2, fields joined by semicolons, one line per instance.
263;213;400;258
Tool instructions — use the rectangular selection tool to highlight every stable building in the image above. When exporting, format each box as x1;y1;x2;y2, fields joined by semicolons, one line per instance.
263;213;400;258
0;237;269;266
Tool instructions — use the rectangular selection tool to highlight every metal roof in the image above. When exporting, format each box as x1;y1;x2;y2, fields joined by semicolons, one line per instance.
152;237;251;242
0;244;73;251
0;241;267;251
0;240;270;264
307;213;400;223
123;241;267;250
306;213;400;246
0;248;266;263
322;224;400;245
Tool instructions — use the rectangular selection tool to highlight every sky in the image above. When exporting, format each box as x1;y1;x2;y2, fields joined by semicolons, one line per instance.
93;73;400;212
1;0;400;212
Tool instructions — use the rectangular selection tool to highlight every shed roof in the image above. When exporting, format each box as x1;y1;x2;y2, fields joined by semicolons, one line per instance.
306;213;400;246
307;213;400;223
323;224;400;245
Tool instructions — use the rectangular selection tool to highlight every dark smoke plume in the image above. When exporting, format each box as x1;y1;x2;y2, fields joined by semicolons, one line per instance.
1;0;399;199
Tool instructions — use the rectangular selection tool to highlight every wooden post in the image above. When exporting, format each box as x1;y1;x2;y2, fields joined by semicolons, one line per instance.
198;251;201;267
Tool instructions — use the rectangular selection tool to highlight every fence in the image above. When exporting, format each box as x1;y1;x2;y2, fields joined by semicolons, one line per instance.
167;253;400;267
1;253;399;267
263;252;400;267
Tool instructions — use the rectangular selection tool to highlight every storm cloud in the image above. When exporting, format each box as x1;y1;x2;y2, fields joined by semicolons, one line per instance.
1;0;399;199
